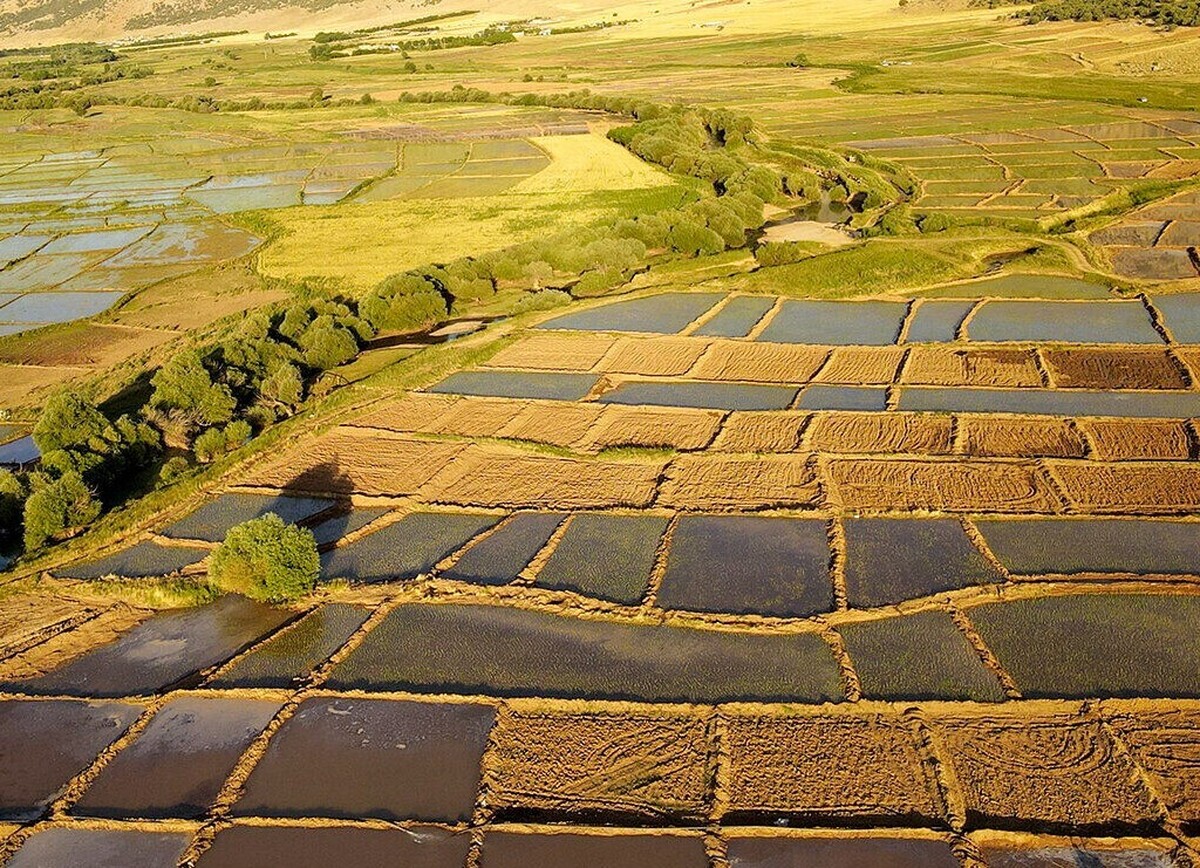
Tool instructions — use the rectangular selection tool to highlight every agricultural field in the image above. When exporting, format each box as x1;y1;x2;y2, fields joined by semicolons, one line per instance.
3;0;1200;865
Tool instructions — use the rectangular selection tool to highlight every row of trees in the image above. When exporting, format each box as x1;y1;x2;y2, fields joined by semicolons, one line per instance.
1018;0;1200;24
1;90;850;573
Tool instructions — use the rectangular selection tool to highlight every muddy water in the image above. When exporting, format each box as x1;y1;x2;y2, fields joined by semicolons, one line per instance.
0;699;141;821
235;697;494;822
73;696;280;819
757;300;909;346
693;295;776;338
198;825;472;868
725;835;960;868
977;517;1200;576
2;595;295;697
840;610;1008;702
904;299;977;342
535;514;668;604
965;300;1162;343
54;540;208;580
309;507;392;547
969;593;1200;698
480;831;708;868
538;291;726;334
843;518;1004;608
1152;292;1200;343
599;381;798;411
430;370;599;401
896;386;1200;418
5;828;190;868
658;515;833;618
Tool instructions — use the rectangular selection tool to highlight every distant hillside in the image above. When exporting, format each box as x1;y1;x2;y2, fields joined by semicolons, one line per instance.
1018;0;1200;25
0;0;623;46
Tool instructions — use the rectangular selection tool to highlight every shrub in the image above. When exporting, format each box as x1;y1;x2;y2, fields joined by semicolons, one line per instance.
920;212;955;233
667;220;726;256
23;472;100;552
512;289;571;314
0;469;26;544
194;420;253;463
210;513;319;603
158;456;191;486
149;349;237;433
574;268;627;297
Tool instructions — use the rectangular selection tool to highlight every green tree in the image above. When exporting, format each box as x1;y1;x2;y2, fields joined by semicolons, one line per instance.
210;513;320;602
23;472;100;552
149;348;237;437
0;469;26;545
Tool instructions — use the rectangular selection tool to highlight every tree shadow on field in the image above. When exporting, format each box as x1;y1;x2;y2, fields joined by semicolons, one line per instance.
281;458;356;501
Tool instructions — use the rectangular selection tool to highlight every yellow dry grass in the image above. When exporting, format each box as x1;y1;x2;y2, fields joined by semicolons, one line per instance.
498;401;606;448
689;341;828;384
957;416;1087;459
510;133;676;194
824;458;1061;513
805;413;955;455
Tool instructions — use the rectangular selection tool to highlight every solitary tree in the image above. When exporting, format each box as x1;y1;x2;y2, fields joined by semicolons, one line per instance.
210;513;320;603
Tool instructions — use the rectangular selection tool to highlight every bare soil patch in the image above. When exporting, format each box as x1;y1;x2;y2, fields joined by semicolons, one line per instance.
902;347;1043;387
487;709;711;822
1041;348;1188;390
1107;709;1200;832
722;712;943;825
1048;461;1200;513
712;412;809;452
657;454;821;510
249;428;466;496
814;347;906;385
957;416;1086;459
933;714;1161;833
487;333;617;370
353;393;459;433
425;445;666;509
1080;419;1193;461
583;406;723;452
601;337;710;377
0;324;174;368
689;341;828;384
805;413;955;455
824;458;1060;513
499;402;605;449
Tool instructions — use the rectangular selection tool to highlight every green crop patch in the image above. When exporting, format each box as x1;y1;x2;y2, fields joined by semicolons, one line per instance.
328;603;845;703
840;611;1007;702
969;593;1200;698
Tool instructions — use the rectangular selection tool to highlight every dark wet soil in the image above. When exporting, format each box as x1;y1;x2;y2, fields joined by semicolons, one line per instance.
0;699;141;821
657;515;833;618
5;828;190;868
73;696;280;819
3;595;295;698
235;697;494;822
